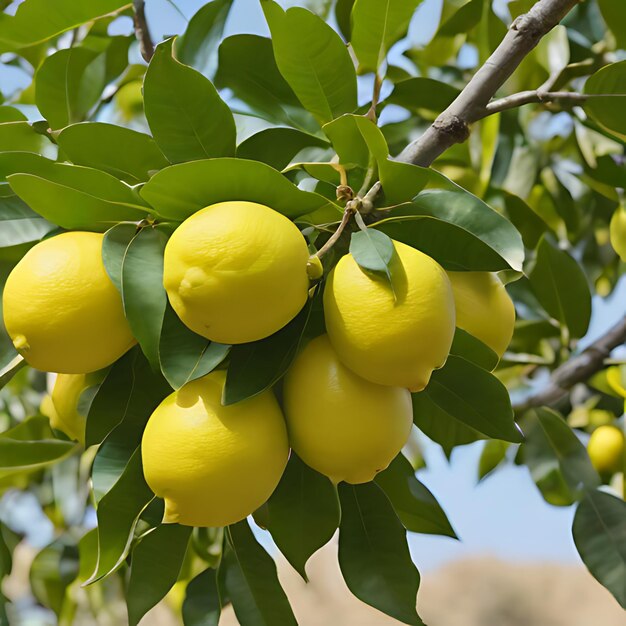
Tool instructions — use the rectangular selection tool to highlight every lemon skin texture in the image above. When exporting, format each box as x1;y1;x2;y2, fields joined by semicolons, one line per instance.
283;335;413;484
446;271;515;358
163;201;310;344
141;370;289;527
587;425;624;476
2;232;135;374
610;206;626;262
323;240;455;391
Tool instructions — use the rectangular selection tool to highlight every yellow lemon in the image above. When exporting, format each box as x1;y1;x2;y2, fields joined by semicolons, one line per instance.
607;366;626;398
323;240;455;391
2;232;135;373
141;370;289;527
283;335;413;484
587;425;624;476
610;205;626;261
446;271;515;357
163;201;310;344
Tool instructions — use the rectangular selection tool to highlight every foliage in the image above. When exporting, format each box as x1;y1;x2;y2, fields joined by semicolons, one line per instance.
0;0;625;624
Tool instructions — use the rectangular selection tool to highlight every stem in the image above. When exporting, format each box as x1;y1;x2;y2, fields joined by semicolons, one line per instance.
484;91;623;115
314;206;356;259
366;73;383;123
133;0;155;63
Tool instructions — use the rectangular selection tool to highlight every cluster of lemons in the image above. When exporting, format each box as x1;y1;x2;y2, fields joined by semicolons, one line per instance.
3;201;518;527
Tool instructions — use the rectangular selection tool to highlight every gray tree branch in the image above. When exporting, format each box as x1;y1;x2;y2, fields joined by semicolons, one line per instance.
397;0;581;167
133;0;155;63
513;317;626;412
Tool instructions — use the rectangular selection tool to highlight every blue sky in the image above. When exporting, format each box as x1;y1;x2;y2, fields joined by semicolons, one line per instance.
2;0;624;574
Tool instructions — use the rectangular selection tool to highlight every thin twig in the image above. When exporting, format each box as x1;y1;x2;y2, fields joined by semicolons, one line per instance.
513;317;626;412
366;73;383;123
485;91;624;115
133;0;155;63
314;206;356;259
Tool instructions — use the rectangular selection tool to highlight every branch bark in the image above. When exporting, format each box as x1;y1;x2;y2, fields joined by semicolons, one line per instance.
398;0;581;167
513;317;626;412
133;0;155;63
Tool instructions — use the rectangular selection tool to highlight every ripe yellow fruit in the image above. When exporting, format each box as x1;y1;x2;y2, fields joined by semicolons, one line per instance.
141;370;289;527
323;240;455;391
283;335;413;484
446;271;515;357
163;201;310;344
587;425;624;476
2;232;135;374
610;205;626;261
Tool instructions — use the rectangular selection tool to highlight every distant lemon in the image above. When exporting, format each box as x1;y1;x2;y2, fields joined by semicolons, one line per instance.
163;201;310;344
2;232;135;373
324;240;455;391
587;425;624;476
283;335;413;484
447;271;515;357
610;205;626;261
141;370;289;527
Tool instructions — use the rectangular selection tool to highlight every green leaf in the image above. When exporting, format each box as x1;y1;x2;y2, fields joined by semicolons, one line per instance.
335;0;355;40
127;524;192;626
35;47;105;128
500;191;550;250
375;454;457;538
223;297;313;405
102;222;139;294
375;189;525;272
349;226;398;298
0;193;53;248
573;489;626;609
598;0;626;49
265;454;340;580
144;38;236;164
57;123;168;184
86;449;155;585
140;158;334;221
0;438;75;471
183;569;222;626
0;106;27;123
6;159;151;231
177;0;234;79
413;355;522;443
350;0;423;74
221;520;297;626
159;304;230;390
478;440;510;481
338;482;423;626
0;121;48;153
215;35;312;128
520;408;600;504
449;328;499;371
528;236;591;338
584;61;626;140
0;0;129;51
387;77;460;113
261;1;358;124
237;128;328;171
121;227;169;370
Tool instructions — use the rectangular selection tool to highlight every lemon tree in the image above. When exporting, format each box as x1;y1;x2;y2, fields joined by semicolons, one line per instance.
0;0;625;624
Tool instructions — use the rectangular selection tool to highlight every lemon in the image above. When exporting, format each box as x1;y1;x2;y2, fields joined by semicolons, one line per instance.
163;201;310;344
587;425;624;476
283;335;413;484
2;232;135;373
446;271;515;357
607;366;626;398
323;240;455;391
141;370;289;527
610;205;626;261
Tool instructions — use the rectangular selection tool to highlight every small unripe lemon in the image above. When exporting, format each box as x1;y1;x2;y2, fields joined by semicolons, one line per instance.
2;232;135;373
324;240;455;391
283;335;413;484
306;255;324;280
587;425;624;476
610;205;626;261
446;271;515;357
163;201;310;344
141;370;289;527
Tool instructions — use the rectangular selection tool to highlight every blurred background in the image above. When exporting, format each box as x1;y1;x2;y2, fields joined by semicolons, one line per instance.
1;0;625;624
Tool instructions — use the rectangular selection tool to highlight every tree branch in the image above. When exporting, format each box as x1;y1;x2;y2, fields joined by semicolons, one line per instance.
513;317;626;412
398;0;581;167
133;0;155;63
484;90;589;114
